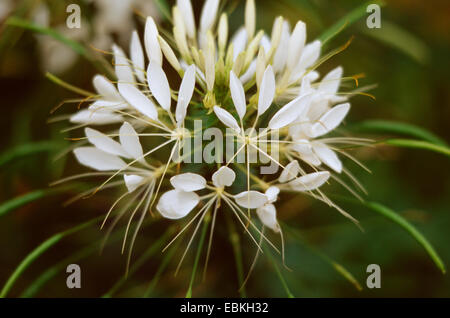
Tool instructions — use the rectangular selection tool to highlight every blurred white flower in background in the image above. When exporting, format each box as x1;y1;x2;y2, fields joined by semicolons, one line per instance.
11;0;160;74
0;0;13;21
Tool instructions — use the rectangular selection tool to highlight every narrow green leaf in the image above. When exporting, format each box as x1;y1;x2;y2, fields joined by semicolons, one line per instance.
6;17;88;57
351;120;448;146
285;224;363;291
142;240;180;297
186;214;210;298
0;189;58;218
319;0;385;45
0;216;102;297
154;0;171;21
5;17;115;78
226;213;246;298
46;72;95;97
384;139;450;158
20;244;97;298
336;197;446;274
0;141;60;167
264;246;294;298
20;222;132;298
362;21;430;64
102;226;173;298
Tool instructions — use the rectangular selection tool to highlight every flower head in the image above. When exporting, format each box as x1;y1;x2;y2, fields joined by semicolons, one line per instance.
55;0;371;276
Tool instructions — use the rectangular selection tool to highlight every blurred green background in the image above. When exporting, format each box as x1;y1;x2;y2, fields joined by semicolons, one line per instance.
0;0;449;297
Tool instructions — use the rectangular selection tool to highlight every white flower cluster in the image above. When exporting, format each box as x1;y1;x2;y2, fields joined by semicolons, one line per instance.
63;0;366;262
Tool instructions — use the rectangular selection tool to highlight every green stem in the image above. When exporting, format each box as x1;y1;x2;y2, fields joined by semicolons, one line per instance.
142;239;180;298
186;214;211;298
46;72;95;97
225;213;247;298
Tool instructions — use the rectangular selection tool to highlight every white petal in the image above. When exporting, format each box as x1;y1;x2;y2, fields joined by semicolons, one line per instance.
130;31;145;82
147;61;171;111
85;128;129;158
288;121;312;140
144;17;162;66
310;103;350;137
268;94;312;130
175;64;196;125
113;45;134;85
288;171;330;192
177;0;196;39
258;65;275;116
93;75;122;101
273;21;290;72
70;110;123;125
260;35;271;54
265;186;280;203
240;60;256;85
287;21;306;69
157;190;199;220
313;143;342;173
170;173;207;192
118;83;158;121
88;100;127;111
279;160;300;183
234;191;268;209
319;66;343;95
231;28;248;61
305;70;320;82
245;0;256;39
205;33;216;91
299;76;315;96
124;175;145;193
230;70;247;119
73;147;126;171
212;166;236;188
291;140;321;166
200;0;219;32
306;98;329;122
256;204;280;233
119;122;144;161
213;106;241;132
298;40;321;70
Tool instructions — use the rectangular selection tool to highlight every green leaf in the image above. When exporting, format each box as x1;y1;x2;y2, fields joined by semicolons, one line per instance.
46;72;95;97
154;0;171;21
362;21;430;64
264;246;294;298
0;189;59;218
20;221;132;297
5;17;115;78
351;120;448;146
20;243;97;297
384;139;450;158
0;216;102;297
0;141;60;167
336;197;446;274
319;0;385;45
186;214;210;298
102;226;172;298
226;213;246;297
284;224;363;291
142;240;180;297
6;17;88;57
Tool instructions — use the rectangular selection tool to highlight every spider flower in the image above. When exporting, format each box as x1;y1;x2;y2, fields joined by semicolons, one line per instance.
56;0;371;272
